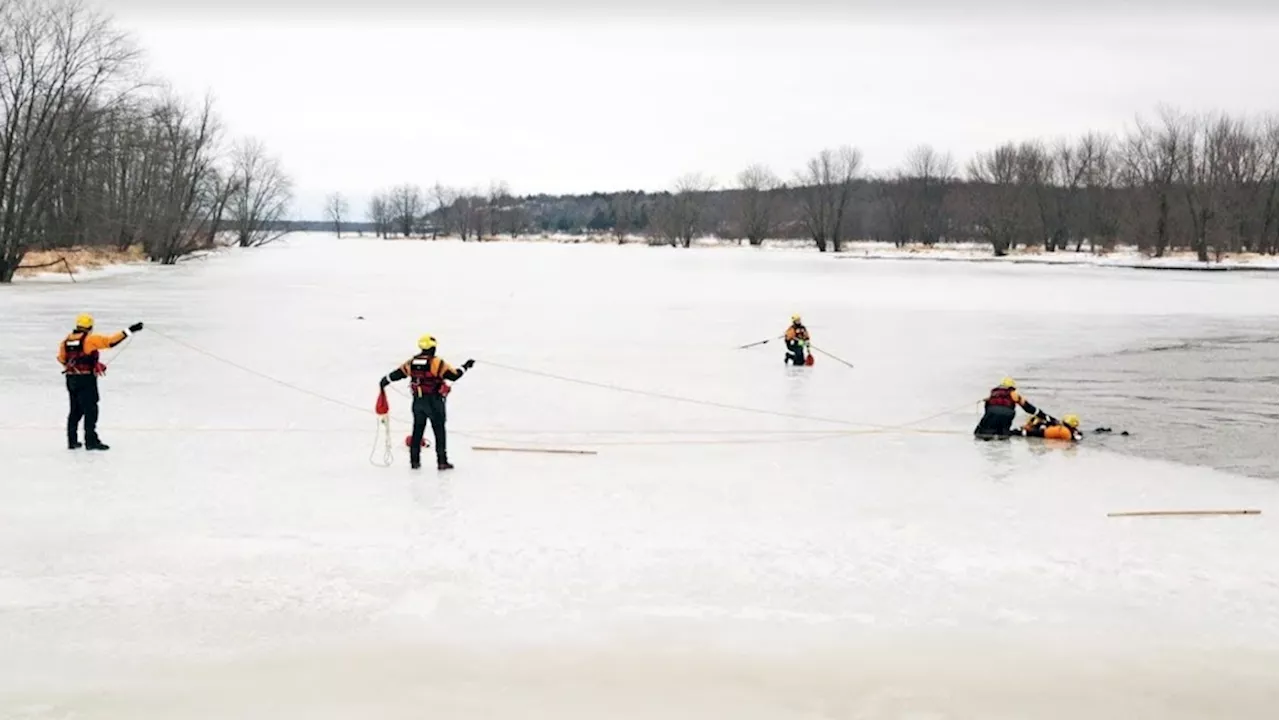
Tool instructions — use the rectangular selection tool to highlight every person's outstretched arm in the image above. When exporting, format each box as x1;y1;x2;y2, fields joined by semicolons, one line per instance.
59;323;142;365
85;322;143;352
380;359;412;387
438;359;475;382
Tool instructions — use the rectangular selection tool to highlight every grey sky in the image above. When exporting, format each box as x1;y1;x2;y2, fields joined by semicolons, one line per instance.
96;1;1277;221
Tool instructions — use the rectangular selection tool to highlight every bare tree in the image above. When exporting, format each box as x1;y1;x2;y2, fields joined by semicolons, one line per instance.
228;137;292;247
1076;132;1120;251
795;146;862;252
430;183;456;238
452;193;475;241
140;94;227;263
1207;114;1276;256
1013;141;1058;251
482;180;526;238
1179;112;1249;261
503;203;528;238
1257;115;1279;255
737;164;780;246
476;180;510;240
879;174;913;248
902;145;955;245
670;173;715;248
388;184;423;237
610;191;638;243
1121;107;1189;257
367;193;390;238
0;0;140;281
967;143;1028;255
324;192;348;237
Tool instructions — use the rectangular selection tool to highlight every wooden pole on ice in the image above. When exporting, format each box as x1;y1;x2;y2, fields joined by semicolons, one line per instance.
471;446;598;455
1107;509;1261;518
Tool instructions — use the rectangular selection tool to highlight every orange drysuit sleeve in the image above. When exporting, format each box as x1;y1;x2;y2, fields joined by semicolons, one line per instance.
56;330;127;365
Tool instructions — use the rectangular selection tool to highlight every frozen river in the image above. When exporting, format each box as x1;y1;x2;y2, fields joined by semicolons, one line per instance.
1;234;1276;719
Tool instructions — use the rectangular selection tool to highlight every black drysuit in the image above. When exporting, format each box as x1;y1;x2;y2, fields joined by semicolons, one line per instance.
383;351;469;468
66;375;101;446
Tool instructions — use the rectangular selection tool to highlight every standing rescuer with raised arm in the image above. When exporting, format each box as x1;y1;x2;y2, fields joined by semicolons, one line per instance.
379;334;474;470
58;314;144;451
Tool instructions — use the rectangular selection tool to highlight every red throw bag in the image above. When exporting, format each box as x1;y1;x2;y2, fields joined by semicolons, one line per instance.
375;388;389;415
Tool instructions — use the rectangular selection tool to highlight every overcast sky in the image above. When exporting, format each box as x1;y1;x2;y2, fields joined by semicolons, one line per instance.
94;1;1277;220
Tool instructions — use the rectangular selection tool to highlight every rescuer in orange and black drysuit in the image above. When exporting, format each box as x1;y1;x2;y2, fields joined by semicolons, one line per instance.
380;334;474;470
973;377;1037;438
784;314;811;365
57;314;144;450
1012;412;1084;442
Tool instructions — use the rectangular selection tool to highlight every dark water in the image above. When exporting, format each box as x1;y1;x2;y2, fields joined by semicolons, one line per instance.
1021;334;1279;480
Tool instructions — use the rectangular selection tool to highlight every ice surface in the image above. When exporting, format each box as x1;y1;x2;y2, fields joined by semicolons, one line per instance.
1;234;1276;719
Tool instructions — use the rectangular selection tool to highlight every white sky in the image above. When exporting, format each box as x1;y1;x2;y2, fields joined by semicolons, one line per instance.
96;1;1278;220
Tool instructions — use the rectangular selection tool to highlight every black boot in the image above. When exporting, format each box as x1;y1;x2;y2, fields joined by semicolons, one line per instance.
86;440;110;451
437;460;454;471
68;439;82;450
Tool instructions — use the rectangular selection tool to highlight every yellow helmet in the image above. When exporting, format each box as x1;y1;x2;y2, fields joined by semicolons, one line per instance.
1000;377;1016;388
75;314;94;329
417;334;437;351
1063;414;1080;428
791;314;801;323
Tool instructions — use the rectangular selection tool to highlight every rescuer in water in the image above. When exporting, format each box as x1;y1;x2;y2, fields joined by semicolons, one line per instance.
379;334;474;470
973;377;1037;437
784;314;811;366
58;314;144;450
1013;411;1083;442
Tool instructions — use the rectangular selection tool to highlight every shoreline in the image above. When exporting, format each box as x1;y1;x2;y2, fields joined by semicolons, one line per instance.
13;245;146;280
10;245;223;283
372;232;1280;272
15;235;1277;280
832;245;1279;273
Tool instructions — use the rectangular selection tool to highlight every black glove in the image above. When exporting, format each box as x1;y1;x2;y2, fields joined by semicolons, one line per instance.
462;359;475;370
379;377;389;389
128;322;144;333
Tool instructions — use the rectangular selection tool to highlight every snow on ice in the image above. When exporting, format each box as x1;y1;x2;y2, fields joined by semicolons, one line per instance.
0;233;1275;719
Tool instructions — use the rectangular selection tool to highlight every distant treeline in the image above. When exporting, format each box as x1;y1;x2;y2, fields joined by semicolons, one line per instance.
0;0;293;283
339;107;1277;260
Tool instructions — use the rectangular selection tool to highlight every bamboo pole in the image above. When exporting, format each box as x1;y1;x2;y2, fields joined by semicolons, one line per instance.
1107;509;1261;518
471;446;598;455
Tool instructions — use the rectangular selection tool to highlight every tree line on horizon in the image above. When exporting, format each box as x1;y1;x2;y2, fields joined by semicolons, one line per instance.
0;0;294;283
335;106;1277;260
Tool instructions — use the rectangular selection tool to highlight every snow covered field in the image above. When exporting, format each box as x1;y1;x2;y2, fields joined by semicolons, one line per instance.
1;233;1276;719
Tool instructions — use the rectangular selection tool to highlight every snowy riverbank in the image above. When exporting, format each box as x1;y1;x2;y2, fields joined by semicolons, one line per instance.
11;246;227;284
833;241;1279;272
383;231;1279;272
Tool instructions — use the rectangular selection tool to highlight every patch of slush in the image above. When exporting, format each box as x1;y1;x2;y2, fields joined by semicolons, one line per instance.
0;233;1275;718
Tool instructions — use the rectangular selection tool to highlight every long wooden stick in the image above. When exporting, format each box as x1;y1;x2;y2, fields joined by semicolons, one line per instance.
471;445;598;455
1107;509;1261;518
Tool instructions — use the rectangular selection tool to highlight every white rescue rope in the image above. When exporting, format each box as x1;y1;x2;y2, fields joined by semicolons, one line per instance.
369;415;394;467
